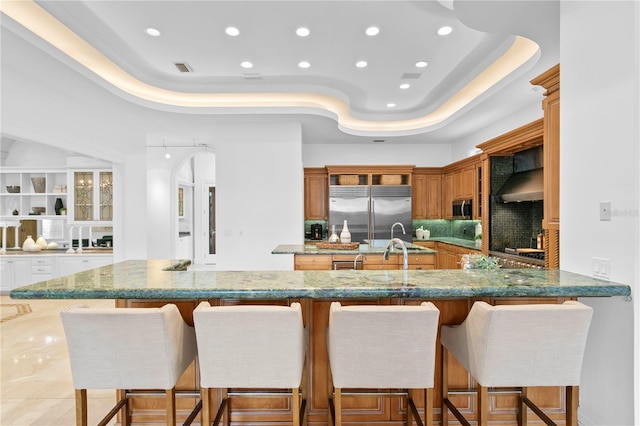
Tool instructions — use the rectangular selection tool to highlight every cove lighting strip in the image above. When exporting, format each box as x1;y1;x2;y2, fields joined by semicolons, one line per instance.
1;0;540;135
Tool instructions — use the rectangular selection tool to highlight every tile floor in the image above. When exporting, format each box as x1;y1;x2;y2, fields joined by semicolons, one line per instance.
1;295;118;425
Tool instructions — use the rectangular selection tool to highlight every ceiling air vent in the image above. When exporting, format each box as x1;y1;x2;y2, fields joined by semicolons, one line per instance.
174;63;192;73
241;73;263;80
401;73;422;79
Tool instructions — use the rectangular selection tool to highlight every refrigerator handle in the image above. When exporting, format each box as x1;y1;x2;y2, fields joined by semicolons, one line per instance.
370;198;375;241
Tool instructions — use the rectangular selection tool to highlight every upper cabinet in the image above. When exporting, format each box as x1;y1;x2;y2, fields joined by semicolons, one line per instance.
412;169;441;219
68;170;113;224
442;155;482;219
0;169;68;219
304;168;328;220
326;165;414;187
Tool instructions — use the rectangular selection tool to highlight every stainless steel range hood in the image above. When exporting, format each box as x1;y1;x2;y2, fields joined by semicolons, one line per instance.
494;168;544;202
494;146;544;203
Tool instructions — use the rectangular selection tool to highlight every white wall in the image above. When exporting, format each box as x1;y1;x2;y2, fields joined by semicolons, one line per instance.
560;1;639;424
302;143;452;167
214;123;303;270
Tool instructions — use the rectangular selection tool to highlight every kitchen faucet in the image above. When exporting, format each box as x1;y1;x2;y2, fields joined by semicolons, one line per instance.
391;222;406;240
383;238;408;270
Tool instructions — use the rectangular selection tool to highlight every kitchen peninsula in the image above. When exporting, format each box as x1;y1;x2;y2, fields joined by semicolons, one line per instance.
10;260;630;425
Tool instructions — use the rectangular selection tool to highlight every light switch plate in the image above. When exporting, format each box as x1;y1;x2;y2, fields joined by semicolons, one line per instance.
600;201;611;221
592;257;611;279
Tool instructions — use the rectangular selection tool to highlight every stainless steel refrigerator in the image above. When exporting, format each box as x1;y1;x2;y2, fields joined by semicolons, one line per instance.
329;185;412;243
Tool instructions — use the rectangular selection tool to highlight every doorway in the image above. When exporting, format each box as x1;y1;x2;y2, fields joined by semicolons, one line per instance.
205;186;216;263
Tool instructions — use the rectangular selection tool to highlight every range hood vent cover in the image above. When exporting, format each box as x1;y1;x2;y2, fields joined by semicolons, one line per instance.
495;168;544;203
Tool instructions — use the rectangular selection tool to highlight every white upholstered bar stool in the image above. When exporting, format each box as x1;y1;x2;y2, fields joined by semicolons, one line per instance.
441;301;593;426
60;304;197;426
327;302;440;426
192;301;306;426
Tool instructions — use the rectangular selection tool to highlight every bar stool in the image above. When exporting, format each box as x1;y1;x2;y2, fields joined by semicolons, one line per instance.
60;304;197;426
441;301;593;426
327;302;440;426
192;302;306;426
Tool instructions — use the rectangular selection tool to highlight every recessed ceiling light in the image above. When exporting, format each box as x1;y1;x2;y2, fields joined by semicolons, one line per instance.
298;61;310;69
365;26;380;36
415;61;428;68
399;83;410;89
225;27;240;36
240;61;253;69
296;27;310;37
437;26;453;36
387;103;396;108
356;61;368;68
145;28;161;37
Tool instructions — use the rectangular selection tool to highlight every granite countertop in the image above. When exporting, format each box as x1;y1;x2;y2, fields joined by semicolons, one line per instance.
272;242;437;255
10;259;631;300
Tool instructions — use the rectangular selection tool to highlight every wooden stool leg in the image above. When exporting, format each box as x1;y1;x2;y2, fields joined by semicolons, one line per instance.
406;389;413;426
334;388;342;426
441;346;449;426
117;389;130;426
519;386;528;426
201;388;210;426
166;388;176;426
425;387;434;426
75;389;87;426
293;387;301;426
566;386;579;426
222;388;230;426
477;384;488;426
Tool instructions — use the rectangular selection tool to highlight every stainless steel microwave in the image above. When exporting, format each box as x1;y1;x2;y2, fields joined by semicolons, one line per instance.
452;199;472;219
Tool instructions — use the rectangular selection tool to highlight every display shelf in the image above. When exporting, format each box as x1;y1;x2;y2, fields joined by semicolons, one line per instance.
0;169;68;218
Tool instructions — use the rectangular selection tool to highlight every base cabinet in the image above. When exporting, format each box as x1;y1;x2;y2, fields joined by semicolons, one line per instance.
0;257;31;293
58;255;113;276
0;254;113;293
116;297;571;425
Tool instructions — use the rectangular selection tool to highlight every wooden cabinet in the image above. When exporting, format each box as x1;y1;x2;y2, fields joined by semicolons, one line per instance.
118;296;571;425
442;173;453;219
412;169;441;219
453;166;475;200
294;252;434;271
436;243;482;269
531;64;560;268
294;254;332;270
326;165;414;187
531;65;560;230
304;168;328;220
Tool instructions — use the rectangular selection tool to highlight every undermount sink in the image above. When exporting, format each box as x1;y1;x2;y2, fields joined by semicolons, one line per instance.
364;239;393;248
364;239;420;250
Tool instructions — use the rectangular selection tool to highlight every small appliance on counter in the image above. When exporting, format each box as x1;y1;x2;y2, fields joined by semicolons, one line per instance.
310;224;323;240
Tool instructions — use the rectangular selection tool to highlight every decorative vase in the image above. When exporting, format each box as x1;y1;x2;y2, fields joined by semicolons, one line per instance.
36;236;48;250
340;220;351;243
54;198;64;215
22;235;36;252
31;177;46;193
328;225;339;243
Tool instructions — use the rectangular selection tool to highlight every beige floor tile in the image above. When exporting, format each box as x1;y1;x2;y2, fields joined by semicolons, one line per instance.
1;296;118;425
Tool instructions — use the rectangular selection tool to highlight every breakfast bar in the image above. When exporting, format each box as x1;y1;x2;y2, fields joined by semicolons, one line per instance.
10;260;631;425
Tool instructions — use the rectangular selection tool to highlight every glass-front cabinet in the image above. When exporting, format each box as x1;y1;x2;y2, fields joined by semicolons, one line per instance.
68;170;113;224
